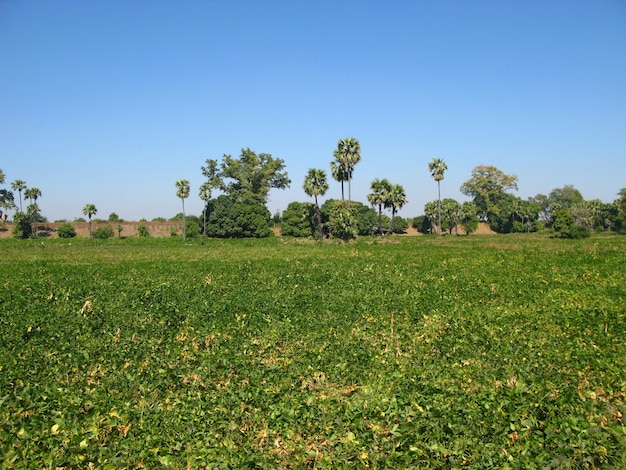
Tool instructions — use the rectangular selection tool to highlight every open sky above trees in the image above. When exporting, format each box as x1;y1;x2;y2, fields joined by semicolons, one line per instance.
1;0;625;222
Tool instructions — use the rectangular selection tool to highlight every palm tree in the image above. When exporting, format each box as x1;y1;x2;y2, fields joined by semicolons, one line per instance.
11;180;27;212
367;178;391;235
386;183;408;233
303;168;329;240
428;157;447;236
83;203;97;237
198;182;212;235
331;137;361;205
175;179;190;242
25;187;41;205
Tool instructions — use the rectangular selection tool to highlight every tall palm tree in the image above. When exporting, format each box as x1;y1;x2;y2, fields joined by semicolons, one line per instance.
175;179;190;242
428;157;447;236
83;203;97;237
11;180;27;212
367;178;391;235
198;182;212;235
386;183;408;233
331;137;361;205
303;168;329;240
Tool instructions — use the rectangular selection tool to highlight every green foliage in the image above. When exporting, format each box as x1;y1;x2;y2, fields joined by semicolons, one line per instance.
57;223;77;238
202;148;290;204
460;165;518;222
552;210;591;239
205;195;271;238
108;212;122;222
137;224;150;237
11;211;32;239
92;225;114;239
0;236;624;467
412;215;431;234
390;215;408;233
280;201;315;237
326;199;358;240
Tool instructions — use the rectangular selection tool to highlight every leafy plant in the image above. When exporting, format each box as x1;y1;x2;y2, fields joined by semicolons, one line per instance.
57;222;77;238
92;224;114;239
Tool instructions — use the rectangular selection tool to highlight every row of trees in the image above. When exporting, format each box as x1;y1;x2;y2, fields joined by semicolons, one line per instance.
0;170;46;238
3;141;626;240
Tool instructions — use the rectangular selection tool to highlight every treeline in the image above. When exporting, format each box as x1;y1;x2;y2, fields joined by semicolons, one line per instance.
2;141;625;240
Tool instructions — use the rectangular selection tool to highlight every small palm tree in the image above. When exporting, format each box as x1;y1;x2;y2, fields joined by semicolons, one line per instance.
386;184;408;233
11;180;27;212
198;182;212;236
175;179;190;242
428;157;447;236
83;203;97;237
367;178;391;235
303;169;329;240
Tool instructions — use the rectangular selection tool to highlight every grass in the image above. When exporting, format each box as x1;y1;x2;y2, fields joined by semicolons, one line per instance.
1;234;625;468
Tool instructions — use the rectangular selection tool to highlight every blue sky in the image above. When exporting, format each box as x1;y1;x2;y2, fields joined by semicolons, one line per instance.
1;0;625;222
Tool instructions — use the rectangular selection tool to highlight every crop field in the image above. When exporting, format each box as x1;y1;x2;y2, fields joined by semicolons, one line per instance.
1;235;625;468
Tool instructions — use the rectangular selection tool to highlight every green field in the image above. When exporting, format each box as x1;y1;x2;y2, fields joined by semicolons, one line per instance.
1;235;625;468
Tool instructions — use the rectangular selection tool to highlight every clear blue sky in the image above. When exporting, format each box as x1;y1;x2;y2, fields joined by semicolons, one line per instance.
1;0;625;222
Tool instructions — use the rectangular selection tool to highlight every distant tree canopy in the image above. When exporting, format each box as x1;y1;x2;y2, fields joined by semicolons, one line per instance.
202;148;290;205
204;195;271;238
460;165;518;223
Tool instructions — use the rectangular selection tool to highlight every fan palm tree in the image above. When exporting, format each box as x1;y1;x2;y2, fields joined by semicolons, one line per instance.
176;179;191;242
11;180;27;212
198;182;212;235
386;183;408;233
25;187;42;205
331;137;361;205
428;157;447;236
83;203;97;237
367;178;391;235
303;168;329;240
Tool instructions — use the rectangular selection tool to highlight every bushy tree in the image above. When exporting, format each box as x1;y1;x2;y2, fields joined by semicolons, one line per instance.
391;216;408;233
205;195;271;238
280;202;315;237
460;202;479;235
460;165;518;223
12;211;32;239
412;215;431;234
92;225;114;239
57;223;77;238
325;200;358;240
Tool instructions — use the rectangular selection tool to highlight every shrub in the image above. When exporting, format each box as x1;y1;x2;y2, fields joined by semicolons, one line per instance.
327;200;358;240
391;216;409;233
205;195;271;238
137;224;150;237
280;202;315;237
57;223;77;238
92;225;114;239
12;212;32;239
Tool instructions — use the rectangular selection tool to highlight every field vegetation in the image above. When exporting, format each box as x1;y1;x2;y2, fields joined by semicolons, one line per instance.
1;234;624;468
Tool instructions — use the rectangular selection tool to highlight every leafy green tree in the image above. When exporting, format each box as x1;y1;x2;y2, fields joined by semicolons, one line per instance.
108;212;122;222
57;223;77;238
423;201;439;234
391;216;408;233
203;149;290;204
175;179;190;242
428;157;447;236
460;202;479;235
441;198;461;234
331;137;361;204
12;211;32;239
303;168;329;240
11;180;27;212
460;165;518;223
386;183;408;233
326;199;358;240
205;195;271;238
367;178;391;235
82;203;97;237
280;201;315;237
92;225;114;239
412;215;431;234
